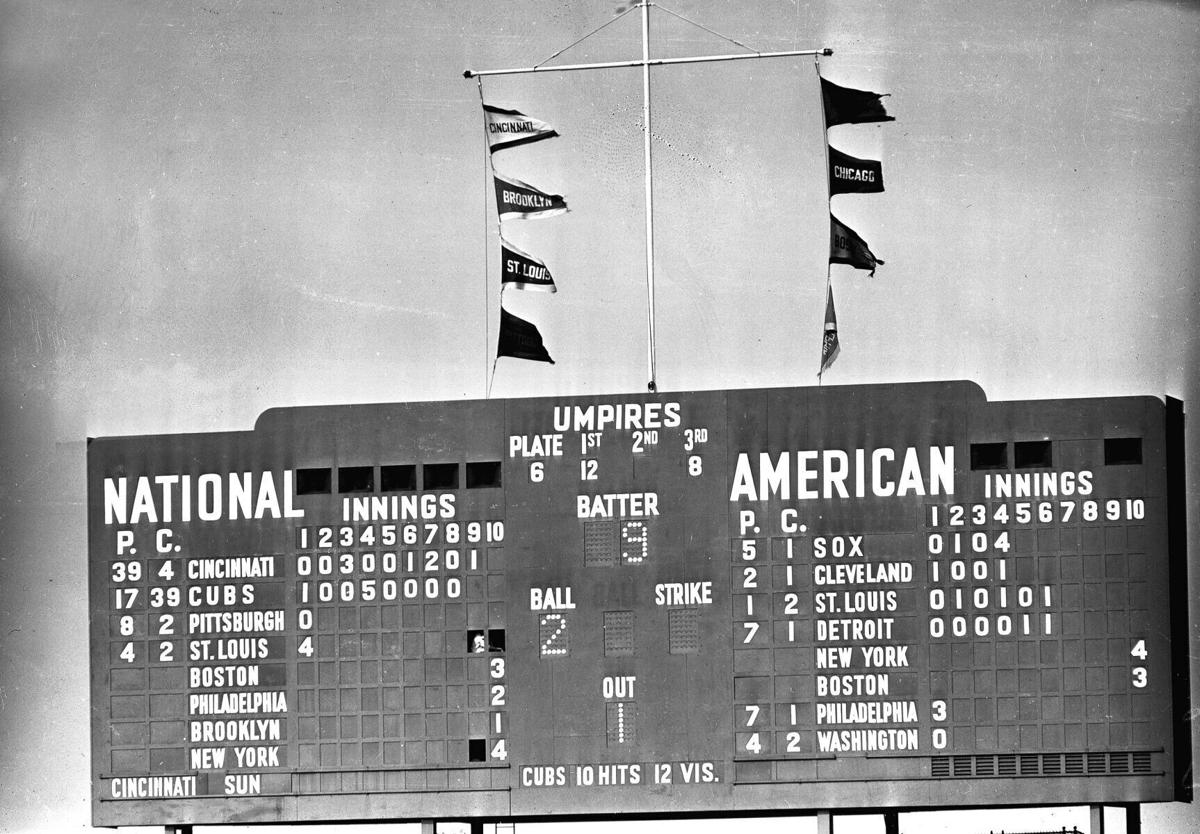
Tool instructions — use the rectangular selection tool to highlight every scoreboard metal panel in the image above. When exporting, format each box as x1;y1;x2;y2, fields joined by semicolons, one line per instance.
86;381;1190;826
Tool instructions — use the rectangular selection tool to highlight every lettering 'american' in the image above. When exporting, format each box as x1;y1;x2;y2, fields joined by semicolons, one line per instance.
729;446;954;501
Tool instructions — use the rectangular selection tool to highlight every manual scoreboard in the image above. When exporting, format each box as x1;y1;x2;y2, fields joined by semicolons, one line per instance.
87;381;1190;826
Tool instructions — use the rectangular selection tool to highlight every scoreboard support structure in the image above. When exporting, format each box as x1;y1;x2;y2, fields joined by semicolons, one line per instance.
816;810;900;834
1089;803;1141;833
87;381;1190;828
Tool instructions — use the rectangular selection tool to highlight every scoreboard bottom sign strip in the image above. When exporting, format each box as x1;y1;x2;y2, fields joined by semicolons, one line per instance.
98;746;1169;798
102;765;515;801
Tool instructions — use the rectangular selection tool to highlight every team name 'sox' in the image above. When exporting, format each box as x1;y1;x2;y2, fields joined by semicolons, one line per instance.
729;447;954;501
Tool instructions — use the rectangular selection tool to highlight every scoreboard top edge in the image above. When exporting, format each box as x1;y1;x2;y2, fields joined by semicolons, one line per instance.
81;380;1177;445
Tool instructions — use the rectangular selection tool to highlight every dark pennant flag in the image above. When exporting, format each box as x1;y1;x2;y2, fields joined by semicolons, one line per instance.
821;77;894;127
828;145;884;195
830;214;884;275
498;306;555;364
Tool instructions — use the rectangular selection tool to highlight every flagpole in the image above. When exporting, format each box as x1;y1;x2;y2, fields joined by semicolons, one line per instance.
640;1;658;392
465;11;831;393
816;56;833;386
476;78;493;398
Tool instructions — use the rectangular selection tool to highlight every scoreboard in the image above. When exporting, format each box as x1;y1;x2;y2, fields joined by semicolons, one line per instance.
86;381;1190;826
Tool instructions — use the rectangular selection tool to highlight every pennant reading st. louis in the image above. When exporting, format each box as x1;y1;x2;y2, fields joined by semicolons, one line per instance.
501;237;556;292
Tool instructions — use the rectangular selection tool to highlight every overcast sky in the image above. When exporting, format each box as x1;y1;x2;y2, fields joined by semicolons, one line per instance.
1;1;1197;832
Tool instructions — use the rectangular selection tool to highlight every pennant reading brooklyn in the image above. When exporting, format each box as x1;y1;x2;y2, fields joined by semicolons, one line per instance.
493;172;568;220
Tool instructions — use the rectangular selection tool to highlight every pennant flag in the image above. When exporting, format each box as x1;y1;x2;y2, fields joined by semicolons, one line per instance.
819;285;840;377
830;214;884;276
828;145;884;195
498;306;555;364
820;77;894;127
501;237;556;292
483;104;558;152
494;172;568;220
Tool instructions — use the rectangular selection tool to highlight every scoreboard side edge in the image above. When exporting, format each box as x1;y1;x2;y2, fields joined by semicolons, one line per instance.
1166;396;1192;802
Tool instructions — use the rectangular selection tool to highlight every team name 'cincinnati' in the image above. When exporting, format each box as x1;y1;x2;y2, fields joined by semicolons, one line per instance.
490;121;536;133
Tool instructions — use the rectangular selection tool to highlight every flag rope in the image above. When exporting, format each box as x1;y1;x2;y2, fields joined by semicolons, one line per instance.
476;77;495;398
533;4;640;70
652;3;760;55
487;356;500;399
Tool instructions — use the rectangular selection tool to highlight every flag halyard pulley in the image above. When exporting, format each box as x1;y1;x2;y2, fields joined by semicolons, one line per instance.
466;2;832;394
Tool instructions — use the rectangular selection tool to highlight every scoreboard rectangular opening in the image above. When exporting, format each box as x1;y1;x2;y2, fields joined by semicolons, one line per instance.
86;381;1191;826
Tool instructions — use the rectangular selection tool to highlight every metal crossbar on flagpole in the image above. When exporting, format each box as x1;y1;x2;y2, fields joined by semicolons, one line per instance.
465;2;830;393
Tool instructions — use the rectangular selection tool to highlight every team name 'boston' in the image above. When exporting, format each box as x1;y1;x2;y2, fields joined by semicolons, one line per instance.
729;446;954;501
104;471;304;524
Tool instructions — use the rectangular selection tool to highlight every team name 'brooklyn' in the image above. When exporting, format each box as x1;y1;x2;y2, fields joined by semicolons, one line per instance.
729;446;954;501
503;190;555;208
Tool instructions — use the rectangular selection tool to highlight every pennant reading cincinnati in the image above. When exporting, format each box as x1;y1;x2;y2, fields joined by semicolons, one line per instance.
728;446;954;501
490;120;538;133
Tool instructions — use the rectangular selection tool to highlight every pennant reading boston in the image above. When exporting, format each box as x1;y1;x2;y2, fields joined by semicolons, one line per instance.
830;214;884;275
728;446;954;501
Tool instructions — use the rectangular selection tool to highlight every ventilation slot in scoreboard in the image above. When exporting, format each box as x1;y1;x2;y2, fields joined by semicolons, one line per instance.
931;752;1155;779
603;610;635;656
668;608;699;654
584;520;618;567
